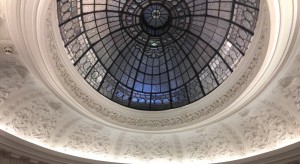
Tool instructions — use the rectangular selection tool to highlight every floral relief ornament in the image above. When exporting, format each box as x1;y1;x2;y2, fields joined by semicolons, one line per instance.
0;57;33;106
241;106;294;152
4;92;64;143
122;135;174;161
279;74;300;111
64;123;111;156
186;124;237;162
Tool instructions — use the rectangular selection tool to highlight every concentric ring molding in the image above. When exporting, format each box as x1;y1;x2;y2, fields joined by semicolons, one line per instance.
55;0;259;111
2;0;300;163
2;0;297;132
49;1;265;130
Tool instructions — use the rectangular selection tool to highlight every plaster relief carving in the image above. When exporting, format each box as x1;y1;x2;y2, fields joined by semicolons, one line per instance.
263;101;299;130
51;117;82;147
114;132;126;157
185;125;238;162
241;106;294;152
64;123;111;157
242;116;270;151
222;123;245;156
122;135;174;162
280;76;300;111
186;133;210;161
279;77;295;89
277;54;300;111
0;87;9;105
172;135;184;161
4;92;64;143
0;55;33;106
238;108;251;118
0;92;39;121
0;45;16;56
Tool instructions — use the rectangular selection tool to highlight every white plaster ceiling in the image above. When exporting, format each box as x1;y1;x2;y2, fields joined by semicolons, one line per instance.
0;0;300;164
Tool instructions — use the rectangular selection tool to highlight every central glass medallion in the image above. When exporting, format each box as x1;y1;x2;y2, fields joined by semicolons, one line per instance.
141;4;170;36
122;0;191;49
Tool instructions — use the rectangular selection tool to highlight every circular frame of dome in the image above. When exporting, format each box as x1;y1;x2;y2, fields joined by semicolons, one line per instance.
57;0;260;111
50;1;272;131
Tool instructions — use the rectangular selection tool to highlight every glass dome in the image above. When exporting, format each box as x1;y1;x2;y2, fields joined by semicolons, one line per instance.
57;0;260;111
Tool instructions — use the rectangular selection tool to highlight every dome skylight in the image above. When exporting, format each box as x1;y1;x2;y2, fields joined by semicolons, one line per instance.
57;0;260;111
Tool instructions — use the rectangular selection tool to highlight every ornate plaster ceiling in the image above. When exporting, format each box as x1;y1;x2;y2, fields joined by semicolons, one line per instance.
0;0;300;164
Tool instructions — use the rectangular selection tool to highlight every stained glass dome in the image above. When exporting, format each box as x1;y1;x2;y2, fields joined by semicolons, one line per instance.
57;0;260;111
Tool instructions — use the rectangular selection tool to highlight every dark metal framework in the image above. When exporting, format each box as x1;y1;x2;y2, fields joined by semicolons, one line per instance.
57;0;260;111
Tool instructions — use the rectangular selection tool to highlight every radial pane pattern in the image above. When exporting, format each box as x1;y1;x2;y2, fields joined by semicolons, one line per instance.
57;0;260;111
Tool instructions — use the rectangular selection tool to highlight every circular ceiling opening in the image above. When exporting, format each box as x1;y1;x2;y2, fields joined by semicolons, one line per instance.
57;0;260;111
